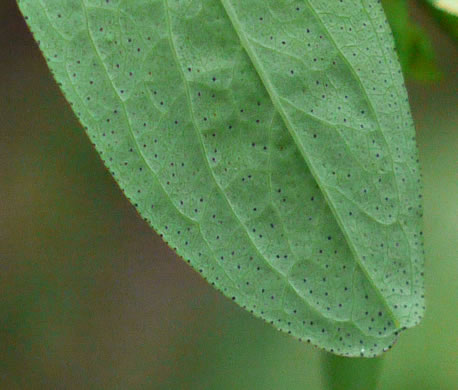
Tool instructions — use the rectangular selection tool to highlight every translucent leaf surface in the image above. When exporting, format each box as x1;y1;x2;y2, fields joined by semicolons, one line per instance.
425;0;458;41
17;0;425;357
430;0;458;16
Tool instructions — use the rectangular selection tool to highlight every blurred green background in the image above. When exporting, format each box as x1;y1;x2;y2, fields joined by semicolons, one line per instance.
1;1;456;389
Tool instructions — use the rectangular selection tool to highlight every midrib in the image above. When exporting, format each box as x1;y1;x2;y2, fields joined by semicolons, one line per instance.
219;0;400;328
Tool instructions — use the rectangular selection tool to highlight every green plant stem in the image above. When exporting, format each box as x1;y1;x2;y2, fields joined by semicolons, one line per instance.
321;352;385;390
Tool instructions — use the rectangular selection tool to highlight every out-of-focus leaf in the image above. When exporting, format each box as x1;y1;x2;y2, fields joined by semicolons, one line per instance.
429;0;458;16
424;0;458;41
383;0;441;81
17;0;425;357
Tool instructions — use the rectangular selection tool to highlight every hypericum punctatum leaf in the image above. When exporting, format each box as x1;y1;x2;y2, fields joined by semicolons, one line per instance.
17;0;425;357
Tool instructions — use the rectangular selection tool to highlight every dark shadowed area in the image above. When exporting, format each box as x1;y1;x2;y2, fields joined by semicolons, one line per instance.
1;1;456;389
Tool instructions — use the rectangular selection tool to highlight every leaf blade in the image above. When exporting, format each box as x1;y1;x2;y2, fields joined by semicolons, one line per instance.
220;0;402;328
17;0;424;356
219;0;424;329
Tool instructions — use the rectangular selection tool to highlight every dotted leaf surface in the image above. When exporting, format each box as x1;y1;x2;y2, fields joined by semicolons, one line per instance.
18;0;425;357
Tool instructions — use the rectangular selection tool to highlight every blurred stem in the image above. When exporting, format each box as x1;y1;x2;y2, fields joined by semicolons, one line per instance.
321;352;384;390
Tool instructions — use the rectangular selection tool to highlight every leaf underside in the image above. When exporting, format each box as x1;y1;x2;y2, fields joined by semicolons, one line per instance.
18;0;425;357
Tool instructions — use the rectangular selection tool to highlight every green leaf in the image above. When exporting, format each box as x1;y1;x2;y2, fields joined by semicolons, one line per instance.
17;0;425;357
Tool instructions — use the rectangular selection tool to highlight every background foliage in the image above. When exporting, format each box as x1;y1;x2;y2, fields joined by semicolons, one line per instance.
1;0;456;388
